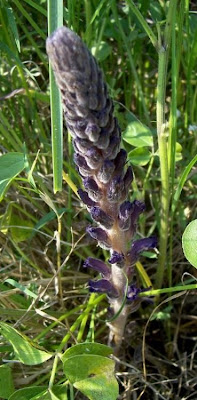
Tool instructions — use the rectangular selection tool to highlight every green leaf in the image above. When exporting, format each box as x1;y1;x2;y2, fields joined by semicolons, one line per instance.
75;374;118;400
9;386;67;400
182;220;197;268
128;147;151;166
63;354;118;400
0;322;53;365
175;142;182;162
33;208;67;234
9;387;47;400
172;154;197;213
91;41;112;61
0;365;14;399
62;342;112;362
4;279;40;301
10;214;34;242
0;153;26;201
123;114;153;147
6;6;21;52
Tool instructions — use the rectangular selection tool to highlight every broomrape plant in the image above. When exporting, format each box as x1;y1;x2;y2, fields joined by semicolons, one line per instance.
46;27;157;350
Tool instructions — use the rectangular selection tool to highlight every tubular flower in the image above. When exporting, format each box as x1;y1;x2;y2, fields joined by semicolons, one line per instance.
47;27;157;349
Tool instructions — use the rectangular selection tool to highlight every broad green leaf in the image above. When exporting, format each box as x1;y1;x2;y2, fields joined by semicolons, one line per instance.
75;374;118;400
62;342;112;362
91;41;112;61
9;387;47;400
63;354;118;400
10;214;34;242
0;153;26;201
128;147;151;166
182;220;197;268
0;365;14;398
0;322;53;365
123;114;153;147
9;386;67;400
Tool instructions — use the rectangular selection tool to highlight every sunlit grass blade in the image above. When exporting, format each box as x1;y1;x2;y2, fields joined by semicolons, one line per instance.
47;0;63;193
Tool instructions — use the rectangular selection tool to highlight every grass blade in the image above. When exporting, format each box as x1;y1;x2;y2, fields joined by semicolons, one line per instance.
47;0;63;193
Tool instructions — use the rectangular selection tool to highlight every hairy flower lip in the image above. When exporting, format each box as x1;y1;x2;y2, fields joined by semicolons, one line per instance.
97;159;115;184
86;226;110;246
83;177;102;201
90;206;114;229
89;279;119;298
126;284;152;301
127;236;158;264
108;251;124;265
78;189;97;207
84;257;111;278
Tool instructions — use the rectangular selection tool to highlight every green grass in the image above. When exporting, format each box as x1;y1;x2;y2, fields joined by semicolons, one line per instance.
0;1;197;399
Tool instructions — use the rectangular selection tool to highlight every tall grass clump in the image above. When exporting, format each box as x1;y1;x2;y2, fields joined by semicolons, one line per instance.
0;1;197;399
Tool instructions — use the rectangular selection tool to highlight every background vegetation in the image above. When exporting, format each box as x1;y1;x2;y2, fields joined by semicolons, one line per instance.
0;0;197;399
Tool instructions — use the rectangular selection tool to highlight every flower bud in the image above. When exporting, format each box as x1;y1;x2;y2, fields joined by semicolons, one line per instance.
83;177;102;201
90;206;114;229
97;160;115;183
78;189;97;207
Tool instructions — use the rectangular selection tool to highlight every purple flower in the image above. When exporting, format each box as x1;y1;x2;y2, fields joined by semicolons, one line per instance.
127;284;152;301
47;26;157;348
128;237;157;264
78;189;97;207
83;177;102;201
108;251;124;265
89;279;118;298
90;206;114;229
84;257;111;279
86;226;111;249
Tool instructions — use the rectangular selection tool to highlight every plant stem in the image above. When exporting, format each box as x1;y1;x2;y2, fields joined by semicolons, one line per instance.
126;0;158;49
47;0;63;193
155;1;177;288
139;283;197;297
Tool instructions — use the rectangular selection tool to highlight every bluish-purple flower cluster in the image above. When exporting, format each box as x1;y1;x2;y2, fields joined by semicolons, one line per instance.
47;27;157;346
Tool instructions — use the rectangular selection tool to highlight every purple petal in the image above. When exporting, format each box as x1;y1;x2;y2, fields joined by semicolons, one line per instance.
128;237;157;264
95;129;110;149
74;138;93;154
97;160;115;183
84;257;111;278
85;147;102;169
114;149;127;171
89;279;118;297
127;284;152;301
103;136;120;160
130;200;146;236
119;201;134;219
124;166;133;191
107;175;124;203
108;251;124;264
90;206;114;229
78;189;97;207
85;122;100;141
83;177;102;201
74;153;90;171
86;226;109;242
118;201;134;231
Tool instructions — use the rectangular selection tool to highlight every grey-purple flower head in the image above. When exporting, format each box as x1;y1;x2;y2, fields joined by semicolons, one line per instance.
47;27;157;302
